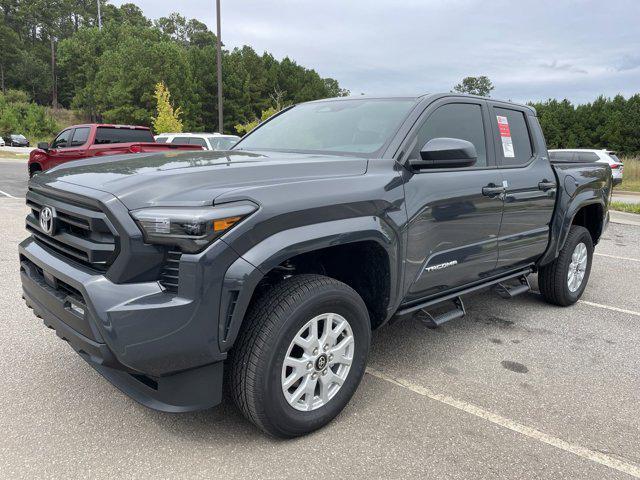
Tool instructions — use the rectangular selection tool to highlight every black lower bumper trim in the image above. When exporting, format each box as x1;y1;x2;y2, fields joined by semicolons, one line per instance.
87;359;224;413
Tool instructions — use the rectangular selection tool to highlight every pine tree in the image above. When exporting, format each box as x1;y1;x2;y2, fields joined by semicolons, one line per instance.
151;82;183;134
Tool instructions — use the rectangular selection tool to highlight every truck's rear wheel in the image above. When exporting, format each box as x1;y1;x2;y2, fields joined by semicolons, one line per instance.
538;225;593;306
229;274;371;438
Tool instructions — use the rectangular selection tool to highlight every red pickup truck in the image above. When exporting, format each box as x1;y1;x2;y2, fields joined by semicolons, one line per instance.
29;124;202;177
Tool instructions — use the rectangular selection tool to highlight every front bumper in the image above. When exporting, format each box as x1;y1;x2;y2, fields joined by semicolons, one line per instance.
19;238;230;412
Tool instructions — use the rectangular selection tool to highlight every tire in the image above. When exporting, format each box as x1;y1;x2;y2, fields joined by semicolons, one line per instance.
229;274;371;438
538;225;593;306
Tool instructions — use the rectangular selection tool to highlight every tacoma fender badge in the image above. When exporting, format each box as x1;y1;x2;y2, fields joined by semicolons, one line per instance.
424;260;458;272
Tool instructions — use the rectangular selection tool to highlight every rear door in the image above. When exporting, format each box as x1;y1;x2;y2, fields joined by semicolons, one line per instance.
401;97;505;303
488;103;556;271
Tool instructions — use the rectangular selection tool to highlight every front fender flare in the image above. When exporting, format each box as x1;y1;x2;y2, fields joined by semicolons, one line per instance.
217;216;399;352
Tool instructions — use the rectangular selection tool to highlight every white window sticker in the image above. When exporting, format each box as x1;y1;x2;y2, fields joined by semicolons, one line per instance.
497;115;515;158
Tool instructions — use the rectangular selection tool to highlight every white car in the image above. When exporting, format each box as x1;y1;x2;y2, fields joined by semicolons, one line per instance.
154;132;240;151
548;149;623;186
0;137;5;147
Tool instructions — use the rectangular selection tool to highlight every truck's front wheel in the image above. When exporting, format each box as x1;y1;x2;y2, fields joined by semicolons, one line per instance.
538;225;593;306
229;274;371;438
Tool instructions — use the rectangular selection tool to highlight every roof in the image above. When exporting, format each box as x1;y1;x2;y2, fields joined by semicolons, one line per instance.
301;93;537;114
548;149;609;153
71;124;151;130
155;132;240;138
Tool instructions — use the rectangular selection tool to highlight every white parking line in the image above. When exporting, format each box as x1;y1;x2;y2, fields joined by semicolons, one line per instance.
595;253;640;263
367;368;640;478
0;189;17;199
577;300;640;317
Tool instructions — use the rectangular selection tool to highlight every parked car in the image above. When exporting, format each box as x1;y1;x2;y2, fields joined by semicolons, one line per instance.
28;124;203;176
0;136;5;147
6;134;30;147
549;149;623;185
20;94;611;438
155;132;240;150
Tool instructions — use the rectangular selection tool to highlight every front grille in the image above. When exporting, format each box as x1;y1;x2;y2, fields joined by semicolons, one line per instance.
159;250;181;292
26;189;118;271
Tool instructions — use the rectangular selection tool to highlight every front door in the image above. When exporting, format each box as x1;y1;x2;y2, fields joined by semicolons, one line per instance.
401;99;504;304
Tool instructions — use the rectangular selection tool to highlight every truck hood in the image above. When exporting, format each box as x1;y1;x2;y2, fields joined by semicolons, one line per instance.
33;150;369;209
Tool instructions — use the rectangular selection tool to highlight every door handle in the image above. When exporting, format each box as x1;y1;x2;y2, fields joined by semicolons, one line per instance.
538;180;556;191
482;184;506;197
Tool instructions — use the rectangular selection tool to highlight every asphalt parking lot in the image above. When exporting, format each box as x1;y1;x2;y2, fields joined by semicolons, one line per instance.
1;160;639;479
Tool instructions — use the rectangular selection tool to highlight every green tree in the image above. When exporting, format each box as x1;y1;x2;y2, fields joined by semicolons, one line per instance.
151;82;183;134
235;106;279;135
453;76;494;97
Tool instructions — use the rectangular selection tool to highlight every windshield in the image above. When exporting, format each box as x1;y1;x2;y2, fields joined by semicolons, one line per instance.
235;98;416;156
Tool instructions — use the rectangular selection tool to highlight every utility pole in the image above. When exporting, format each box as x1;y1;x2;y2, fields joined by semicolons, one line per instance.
216;0;223;133
97;0;102;30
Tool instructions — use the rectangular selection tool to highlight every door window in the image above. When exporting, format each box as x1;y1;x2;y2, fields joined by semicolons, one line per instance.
70;127;90;147
51;129;72;149
171;137;192;144
413;103;487;167
493;108;533;166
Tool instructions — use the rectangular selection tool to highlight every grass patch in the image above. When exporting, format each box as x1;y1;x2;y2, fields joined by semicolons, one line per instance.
610;201;640;214
615;156;640;192
0;151;29;160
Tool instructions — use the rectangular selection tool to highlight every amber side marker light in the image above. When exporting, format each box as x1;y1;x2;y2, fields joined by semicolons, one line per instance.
214;216;242;232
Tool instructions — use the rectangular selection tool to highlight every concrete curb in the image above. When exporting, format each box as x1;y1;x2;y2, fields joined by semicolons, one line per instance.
610;210;640;227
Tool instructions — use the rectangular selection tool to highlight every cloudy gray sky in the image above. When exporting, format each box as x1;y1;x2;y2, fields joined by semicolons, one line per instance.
114;0;640;104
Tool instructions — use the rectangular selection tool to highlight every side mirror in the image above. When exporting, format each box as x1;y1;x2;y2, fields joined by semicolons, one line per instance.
410;137;477;170
37;142;50;151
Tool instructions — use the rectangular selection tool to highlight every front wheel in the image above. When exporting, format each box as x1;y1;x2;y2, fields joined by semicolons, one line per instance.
538;225;593;306
229;274;371;438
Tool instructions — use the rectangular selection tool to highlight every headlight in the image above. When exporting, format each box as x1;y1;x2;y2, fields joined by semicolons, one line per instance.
131;201;257;253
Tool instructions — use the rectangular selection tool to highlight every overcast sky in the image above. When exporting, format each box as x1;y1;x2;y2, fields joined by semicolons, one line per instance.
113;0;640;104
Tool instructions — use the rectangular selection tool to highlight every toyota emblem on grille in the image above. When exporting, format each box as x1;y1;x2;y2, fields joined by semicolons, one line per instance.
39;206;56;235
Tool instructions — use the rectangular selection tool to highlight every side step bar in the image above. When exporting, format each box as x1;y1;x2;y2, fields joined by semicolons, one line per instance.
394;267;533;318
494;275;531;299
417;297;466;329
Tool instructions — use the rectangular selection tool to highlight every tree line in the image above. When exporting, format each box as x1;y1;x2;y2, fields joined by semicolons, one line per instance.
0;1;348;134
530;95;640;155
1;2;638;152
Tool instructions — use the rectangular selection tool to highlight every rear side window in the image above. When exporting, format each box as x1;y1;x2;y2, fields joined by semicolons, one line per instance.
549;151;575;162
94;127;154;144
413;103;487;167
575;152;599;162
70;127;90;147
155;137;168;143
493;108;533;166
189;137;208;148
171;137;192;144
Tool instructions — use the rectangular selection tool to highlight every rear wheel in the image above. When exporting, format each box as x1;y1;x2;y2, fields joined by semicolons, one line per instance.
229;274;371;437
538;225;593;306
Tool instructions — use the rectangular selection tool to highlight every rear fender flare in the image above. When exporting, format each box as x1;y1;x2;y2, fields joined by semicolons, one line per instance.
538;190;606;266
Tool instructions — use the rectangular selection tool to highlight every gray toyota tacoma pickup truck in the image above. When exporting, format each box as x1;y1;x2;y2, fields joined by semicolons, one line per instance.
20;94;611;437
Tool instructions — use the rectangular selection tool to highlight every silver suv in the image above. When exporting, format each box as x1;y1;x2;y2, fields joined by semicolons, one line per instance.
549;149;623;185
